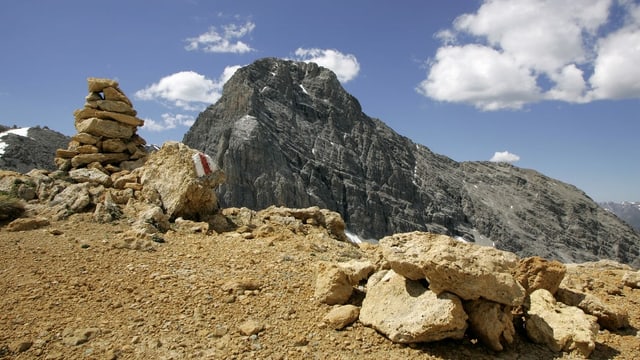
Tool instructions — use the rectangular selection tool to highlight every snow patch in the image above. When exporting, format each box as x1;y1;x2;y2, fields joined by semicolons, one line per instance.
299;84;309;95
0;127;31;156
454;236;468;243
345;230;363;244
232;115;258;140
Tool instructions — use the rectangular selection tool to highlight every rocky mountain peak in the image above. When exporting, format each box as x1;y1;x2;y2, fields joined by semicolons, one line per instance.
183;57;640;266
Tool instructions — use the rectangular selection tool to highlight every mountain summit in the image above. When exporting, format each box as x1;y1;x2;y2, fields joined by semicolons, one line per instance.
183;57;639;266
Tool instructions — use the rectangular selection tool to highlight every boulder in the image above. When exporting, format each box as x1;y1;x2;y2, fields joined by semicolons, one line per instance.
322;305;360;330
380;232;525;306
49;182;95;220
464;299;515;351
525;289;599;357
513;256;566;296
138;142;225;220
359;270;467;343
556;287;629;330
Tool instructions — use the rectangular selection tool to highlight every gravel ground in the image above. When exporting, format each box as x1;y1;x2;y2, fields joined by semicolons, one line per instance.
1;212;639;359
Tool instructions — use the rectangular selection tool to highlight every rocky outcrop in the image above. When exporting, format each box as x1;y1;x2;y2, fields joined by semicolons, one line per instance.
55;78;148;173
379;232;525;306
513;256;566;296
183;57;640;266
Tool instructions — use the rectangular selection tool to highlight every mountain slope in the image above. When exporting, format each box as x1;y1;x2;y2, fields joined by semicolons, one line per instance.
0;126;70;172
600;201;640;232
183;57;640;266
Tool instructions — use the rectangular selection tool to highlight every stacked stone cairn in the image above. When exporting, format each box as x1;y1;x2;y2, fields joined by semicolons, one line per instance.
55;77;148;175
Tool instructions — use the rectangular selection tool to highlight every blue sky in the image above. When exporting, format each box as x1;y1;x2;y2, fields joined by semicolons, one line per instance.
1;0;638;202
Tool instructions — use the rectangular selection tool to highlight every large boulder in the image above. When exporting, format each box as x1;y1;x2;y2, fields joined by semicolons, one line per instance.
359;270;468;344
525;289;599;358
137;142;225;220
379;232;525;306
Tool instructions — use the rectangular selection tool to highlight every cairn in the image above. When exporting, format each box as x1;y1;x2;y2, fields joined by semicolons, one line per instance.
55;78;148;173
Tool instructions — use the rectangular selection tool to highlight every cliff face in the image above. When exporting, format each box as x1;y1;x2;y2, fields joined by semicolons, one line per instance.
183;57;640;265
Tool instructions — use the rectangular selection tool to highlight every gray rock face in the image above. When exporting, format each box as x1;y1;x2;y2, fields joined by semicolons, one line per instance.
0;126;70;172
183;57;640;266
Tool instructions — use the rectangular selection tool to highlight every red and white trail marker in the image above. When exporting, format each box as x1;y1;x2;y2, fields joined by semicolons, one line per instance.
192;152;215;177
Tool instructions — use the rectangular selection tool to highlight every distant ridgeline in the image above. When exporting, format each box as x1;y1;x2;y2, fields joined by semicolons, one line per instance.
184;57;640;266
600;202;640;233
0;126;70;173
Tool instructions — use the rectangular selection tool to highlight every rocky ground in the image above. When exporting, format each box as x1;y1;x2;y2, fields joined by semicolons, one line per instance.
1;210;640;360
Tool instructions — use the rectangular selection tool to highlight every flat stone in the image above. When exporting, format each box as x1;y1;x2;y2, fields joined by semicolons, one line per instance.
69;168;112;187
87;77;118;92
75;117;135;139
72;132;100;145
102;138;128;153
514;256;566;296
71;153;130;168
96;99;136;116
556;287;629;330
6;217;50;232
103;86;132;106
56;149;78;158
74;108;144;127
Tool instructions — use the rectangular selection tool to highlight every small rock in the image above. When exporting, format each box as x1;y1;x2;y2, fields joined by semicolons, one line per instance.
556;287;629;330
513;256;566;296
62;327;100;346
314;261;353;305
238;319;264;336
464;299;515;351
322;305;360;330
11;340;32;353
622;271;640;289
6;217;50;232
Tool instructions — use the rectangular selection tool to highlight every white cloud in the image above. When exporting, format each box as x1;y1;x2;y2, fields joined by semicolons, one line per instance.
185;21;255;53
293;48;360;83
142;113;195;132
490;151;521;163
417;44;541;110
420;0;640;109
135;66;240;111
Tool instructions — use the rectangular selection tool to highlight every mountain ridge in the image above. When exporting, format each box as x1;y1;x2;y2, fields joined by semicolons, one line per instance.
183;57;640;266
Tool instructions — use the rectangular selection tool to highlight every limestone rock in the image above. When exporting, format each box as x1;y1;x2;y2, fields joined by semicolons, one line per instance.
49;183;94;219
101;138;128;153
96;100;136;116
138;142;225;220
322;305;360;330
336;260;375;284
88;77;118;92
556;287;629;330
62;327;100;346
314;261;353;305
238;319;263;336
74;108;144;127
359;270;468;344
75;117;134;139
71;153;129;168
380;232;525;306
5;217;50;232
525;289;599;357
514;256;566;296
72;132;99;145
102;86;132;106
69;168;112;187
622;270;640;289
464;299;515;351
